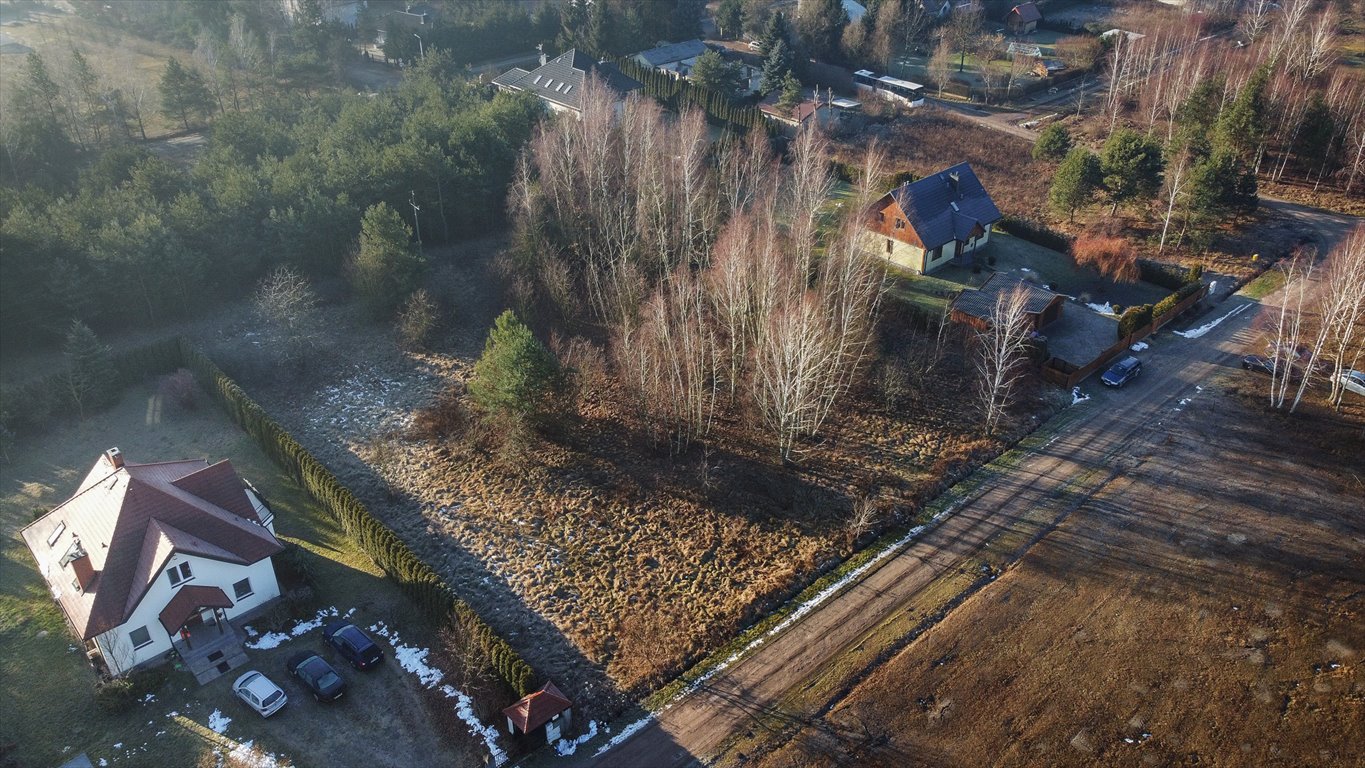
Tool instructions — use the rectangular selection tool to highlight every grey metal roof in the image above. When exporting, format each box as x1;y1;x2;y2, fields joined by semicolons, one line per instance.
891;162;1002;250
492;49;642;112
1008;2;1042;23
634;39;708;67
951;273;1059;320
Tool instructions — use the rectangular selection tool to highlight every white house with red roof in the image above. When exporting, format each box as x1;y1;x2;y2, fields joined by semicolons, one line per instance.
21;448;283;678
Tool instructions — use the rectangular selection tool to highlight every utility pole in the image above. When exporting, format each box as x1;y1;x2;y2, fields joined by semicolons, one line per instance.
409;190;422;253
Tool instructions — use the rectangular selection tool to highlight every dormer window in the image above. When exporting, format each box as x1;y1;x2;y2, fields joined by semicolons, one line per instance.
166;562;193;587
895;218;905;230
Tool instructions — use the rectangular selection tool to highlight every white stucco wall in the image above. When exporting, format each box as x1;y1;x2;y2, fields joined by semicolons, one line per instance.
95;553;280;676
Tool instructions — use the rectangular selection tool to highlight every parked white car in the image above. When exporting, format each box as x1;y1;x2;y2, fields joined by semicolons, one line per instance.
1340;370;1365;397
233;670;288;718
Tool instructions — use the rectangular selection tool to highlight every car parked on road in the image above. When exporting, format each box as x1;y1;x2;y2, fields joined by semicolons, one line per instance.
1101;356;1143;388
1340;369;1365;397
322;620;384;670
233;670;288;718
287;651;347;702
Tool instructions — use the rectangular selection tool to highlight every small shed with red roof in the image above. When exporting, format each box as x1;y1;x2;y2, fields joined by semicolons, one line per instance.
503;681;573;744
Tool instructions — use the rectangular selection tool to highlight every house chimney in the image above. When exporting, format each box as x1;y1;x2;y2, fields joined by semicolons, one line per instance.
538;44;547;67
948;171;960;198
105;447;124;470
64;538;97;592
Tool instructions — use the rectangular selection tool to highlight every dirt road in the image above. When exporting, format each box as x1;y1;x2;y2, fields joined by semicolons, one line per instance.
575;291;1282;767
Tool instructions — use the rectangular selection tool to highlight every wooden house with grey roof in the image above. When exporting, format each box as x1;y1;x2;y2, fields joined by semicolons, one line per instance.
866;163;1003;275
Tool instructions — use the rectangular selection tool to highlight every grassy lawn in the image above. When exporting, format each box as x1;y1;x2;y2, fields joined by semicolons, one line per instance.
933;233;1170;310
1237;268;1286;300
0;381;477;768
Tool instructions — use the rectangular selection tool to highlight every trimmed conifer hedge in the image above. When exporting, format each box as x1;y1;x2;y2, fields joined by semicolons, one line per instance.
612;55;774;136
178;340;535;696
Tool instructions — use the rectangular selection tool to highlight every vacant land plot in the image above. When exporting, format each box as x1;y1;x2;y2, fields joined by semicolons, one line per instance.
754;379;1365;767
186;236;1052;726
0;381;481;768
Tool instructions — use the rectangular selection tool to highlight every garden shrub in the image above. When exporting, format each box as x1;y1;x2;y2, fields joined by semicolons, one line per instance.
997;216;1072;252
1118;304;1153;338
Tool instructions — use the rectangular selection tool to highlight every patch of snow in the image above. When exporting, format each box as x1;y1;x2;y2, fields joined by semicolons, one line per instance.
1086;302;1115;314
98;760;107;767
141;693;156;704
1173;304;1248;339
112;743;122;750
1071;387;1091;405
243;626;258;638
1209;280;1218;294
1179;398;1191;406
166;711;179;718
207;709;232;734
593;716;654;758
225;740;283;768
555;720;599;756
245;606;338;650
368;622;507;765
1129;341;1149;352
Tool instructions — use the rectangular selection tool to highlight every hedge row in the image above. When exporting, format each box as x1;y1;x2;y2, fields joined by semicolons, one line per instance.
1138;259;1202;291
612;56;774;136
997;216;1073;253
1118;304;1153;338
1152;281;1204;319
0;336;184;435
177;340;535;696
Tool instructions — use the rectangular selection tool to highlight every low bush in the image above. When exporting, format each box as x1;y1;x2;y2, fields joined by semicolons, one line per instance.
158;368;197;411
1118;304;1153;338
94;678;136;714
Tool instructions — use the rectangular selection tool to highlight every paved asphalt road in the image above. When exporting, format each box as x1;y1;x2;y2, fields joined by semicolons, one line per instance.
573;205;1358;768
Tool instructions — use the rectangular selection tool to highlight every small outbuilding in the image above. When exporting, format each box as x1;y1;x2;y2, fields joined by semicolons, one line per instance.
950;274;1065;333
503;681;573;745
1005;2;1043;34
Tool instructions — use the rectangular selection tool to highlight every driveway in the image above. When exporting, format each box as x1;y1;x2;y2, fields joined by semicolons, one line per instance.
566;289;1272;767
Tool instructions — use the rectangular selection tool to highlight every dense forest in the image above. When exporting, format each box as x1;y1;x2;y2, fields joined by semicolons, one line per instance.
0;51;539;352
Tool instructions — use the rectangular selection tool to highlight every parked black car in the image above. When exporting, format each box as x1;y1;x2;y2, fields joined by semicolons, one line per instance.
322;621;384;670
287;651;347;702
1101;356;1143;388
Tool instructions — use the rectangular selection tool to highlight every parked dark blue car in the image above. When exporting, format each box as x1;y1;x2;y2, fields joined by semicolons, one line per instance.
322;621;384;671
1101;356;1143;388
287;651;347;702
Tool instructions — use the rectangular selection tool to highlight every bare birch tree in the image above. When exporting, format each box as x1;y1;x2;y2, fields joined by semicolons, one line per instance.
1319;225;1365;410
976;285;1034;436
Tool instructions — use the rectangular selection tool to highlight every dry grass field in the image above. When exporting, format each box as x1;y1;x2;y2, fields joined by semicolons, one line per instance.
188;237;1059;724
752;377;1365;768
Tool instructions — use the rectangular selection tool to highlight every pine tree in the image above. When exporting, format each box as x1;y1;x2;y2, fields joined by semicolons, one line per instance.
159;57;215;130
1214;66;1270;166
760;38;794;94
1049;147;1101;222
63;319;117;419
352;203;426;319
1032;123;1072;162
1100;129;1165;215
467;310;561;426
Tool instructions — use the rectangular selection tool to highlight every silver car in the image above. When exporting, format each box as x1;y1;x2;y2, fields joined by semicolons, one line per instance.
233;670;288;718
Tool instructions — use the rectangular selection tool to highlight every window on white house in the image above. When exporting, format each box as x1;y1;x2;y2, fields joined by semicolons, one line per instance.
166;562;193;587
233;578;253;600
129;626;152;649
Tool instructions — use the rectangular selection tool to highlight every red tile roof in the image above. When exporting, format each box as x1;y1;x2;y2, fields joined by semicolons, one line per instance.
20;452;283;640
503;681;572;733
159;585;234;634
